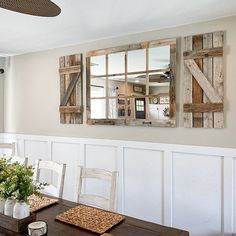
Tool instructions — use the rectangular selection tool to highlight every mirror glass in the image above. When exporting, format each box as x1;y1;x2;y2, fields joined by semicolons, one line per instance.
127;74;146;97
108;52;125;74
91;99;106;119
149;46;170;70
87;39;176;127
108;76;125;97
90;77;106;98
90;55;106;76
108;99;118;119
128;49;146;72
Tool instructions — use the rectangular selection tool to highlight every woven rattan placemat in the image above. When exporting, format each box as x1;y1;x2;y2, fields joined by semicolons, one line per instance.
29;194;59;213
56;205;125;234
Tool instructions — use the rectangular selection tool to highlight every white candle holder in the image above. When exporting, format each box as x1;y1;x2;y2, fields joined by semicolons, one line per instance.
28;221;47;236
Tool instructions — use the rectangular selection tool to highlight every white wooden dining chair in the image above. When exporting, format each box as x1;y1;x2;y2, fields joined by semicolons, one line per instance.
77;166;118;212
33;159;66;198
0;142;16;155
10;156;28;166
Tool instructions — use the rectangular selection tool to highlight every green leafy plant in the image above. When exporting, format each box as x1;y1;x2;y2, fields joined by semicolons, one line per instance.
0;156;47;202
0;157;14;199
13;162;47;202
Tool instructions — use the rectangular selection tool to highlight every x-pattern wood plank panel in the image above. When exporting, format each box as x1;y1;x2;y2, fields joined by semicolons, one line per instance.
59;54;83;124
183;31;224;128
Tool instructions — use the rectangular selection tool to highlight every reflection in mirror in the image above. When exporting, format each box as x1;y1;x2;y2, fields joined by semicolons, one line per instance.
91;99;106;119
149;83;170;96
108;52;125;74
127;97;146;119
108;99;118;119
117;98;133;119
148;72;170;96
90;55;106;76
127;74;146;96
90;77;106;98
149;102;169;120
108;76;125;97
128;49;146;72
149;46;170;70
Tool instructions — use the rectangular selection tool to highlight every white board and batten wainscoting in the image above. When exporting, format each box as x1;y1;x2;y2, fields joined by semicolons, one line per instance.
0;133;236;236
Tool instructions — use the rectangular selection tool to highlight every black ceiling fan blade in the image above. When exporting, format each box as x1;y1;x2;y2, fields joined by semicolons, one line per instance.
0;0;61;17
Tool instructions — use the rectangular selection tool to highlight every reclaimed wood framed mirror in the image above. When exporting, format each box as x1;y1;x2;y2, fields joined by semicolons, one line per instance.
86;38;176;127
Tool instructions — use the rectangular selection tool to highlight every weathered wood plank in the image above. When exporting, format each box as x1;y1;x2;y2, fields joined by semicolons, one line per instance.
183;47;223;59
64;56;71;123
59;106;82;113
124;52;128;121
213;31;224;128
169;44;176;125
149;38;176;48
86;57;91;120
145;45;150;120
75;54;83;124
91;68;170;79
87;38;176;57
69;55;76;123
183;103;223;113
192;35;203;128
60;72;81;106
59;56;66;124
183;36;193;128
203;33;213;128
184;59;222;103
59;65;81;75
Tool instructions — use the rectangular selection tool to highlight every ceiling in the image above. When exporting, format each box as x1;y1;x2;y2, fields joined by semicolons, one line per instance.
0;0;236;56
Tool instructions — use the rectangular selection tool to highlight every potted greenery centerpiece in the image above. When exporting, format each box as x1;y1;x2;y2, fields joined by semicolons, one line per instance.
12;162;46;219
0;157;47;219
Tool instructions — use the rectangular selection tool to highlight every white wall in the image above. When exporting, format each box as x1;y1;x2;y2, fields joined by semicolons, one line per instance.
1;133;235;236
4;15;236;148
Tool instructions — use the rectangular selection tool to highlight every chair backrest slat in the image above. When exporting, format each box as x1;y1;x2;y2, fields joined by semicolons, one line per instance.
0;142;16;155
34;159;66;198
77;166;118;212
10;156;28;166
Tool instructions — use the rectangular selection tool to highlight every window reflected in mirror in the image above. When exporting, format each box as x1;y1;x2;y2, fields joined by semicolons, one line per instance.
87;38;176;127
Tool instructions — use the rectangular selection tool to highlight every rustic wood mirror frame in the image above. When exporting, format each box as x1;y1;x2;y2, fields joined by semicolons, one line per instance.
86;38;176;127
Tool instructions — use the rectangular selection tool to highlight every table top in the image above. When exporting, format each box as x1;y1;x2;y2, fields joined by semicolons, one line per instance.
0;198;189;236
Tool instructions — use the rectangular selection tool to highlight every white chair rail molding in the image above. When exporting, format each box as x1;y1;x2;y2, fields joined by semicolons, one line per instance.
0;132;235;236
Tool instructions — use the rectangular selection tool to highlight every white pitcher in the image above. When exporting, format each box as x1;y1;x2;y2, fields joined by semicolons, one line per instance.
13;200;30;219
4;198;15;217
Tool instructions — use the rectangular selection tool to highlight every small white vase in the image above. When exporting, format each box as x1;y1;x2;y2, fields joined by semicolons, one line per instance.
4;198;15;217
13;200;30;219
0;198;6;214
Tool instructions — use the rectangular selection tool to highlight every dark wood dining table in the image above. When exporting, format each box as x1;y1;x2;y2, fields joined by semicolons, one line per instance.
0;198;189;236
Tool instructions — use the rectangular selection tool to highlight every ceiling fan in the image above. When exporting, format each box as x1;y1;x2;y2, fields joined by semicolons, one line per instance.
0;0;61;17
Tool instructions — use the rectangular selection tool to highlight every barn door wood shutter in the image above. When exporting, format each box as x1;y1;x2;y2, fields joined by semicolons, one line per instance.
59;54;83;124
183;31;224;128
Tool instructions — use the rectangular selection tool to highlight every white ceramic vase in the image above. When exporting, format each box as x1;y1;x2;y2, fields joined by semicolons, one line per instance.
0;198;6;214
13;200;30;219
4;198;15;217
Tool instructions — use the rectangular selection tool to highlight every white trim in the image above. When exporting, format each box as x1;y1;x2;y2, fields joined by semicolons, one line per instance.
2;133;236;157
